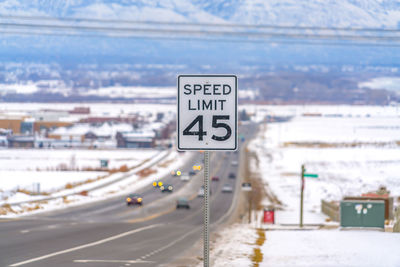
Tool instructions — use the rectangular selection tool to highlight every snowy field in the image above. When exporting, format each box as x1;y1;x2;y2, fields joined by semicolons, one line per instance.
0;149;159;171
248;105;400;224
261;230;400;267
0;103;175;118
0;149;192;216
0;149;160;202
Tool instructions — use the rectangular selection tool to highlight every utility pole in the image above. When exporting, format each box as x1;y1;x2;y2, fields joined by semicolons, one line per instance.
300;164;305;228
248;192;252;224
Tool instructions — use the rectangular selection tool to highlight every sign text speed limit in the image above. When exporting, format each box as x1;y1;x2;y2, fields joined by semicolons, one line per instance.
177;75;237;150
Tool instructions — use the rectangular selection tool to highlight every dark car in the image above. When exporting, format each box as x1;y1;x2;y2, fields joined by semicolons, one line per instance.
228;173;236;179
176;197;190;209
160;184;173;193
189;171;196;176
126;194;143;206
212;176;220;182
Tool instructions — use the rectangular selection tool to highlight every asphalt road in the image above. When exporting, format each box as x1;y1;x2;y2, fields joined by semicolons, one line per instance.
0;122;257;267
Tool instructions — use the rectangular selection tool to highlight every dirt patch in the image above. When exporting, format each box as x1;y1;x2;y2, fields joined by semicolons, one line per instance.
136;168;157;178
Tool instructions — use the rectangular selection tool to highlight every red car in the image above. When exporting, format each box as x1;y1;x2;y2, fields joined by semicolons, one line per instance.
211;176;220;182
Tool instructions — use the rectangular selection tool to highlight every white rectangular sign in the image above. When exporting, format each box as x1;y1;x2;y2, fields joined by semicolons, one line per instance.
177;75;237;151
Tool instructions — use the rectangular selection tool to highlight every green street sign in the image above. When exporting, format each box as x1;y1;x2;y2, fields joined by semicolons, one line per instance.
304;173;318;178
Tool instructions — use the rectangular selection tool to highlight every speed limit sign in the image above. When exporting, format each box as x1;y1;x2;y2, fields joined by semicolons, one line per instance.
177;75;237;151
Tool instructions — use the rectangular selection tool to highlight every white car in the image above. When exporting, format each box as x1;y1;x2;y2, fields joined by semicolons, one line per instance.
222;184;233;193
180;174;190;181
197;187;205;197
231;161;238;166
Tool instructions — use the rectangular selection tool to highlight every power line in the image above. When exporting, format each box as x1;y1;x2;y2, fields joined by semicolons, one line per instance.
1;14;399;33
2;29;400;48
1;22;400;43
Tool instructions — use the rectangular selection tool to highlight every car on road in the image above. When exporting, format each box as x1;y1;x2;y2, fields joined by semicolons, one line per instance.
231;161;238;166
211;176;220;182
189;171;196;176
180;174;190;181
160;184;173;193
197;187;205;197
176;197;190;209
221;184;233;193
126;194;143;206
198;185;212;197
228;173;236;179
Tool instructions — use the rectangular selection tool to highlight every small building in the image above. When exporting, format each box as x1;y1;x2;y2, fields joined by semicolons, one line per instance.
116;131;155;148
7;136;35;148
69;107;91;114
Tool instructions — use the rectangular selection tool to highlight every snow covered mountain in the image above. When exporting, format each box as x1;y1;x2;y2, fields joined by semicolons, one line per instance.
1;0;400;27
1;1;400;73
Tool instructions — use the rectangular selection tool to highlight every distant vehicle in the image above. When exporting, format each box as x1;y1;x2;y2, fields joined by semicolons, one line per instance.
153;181;163;188
189;171;196;176
160;184;173;192
231;161;238;166
126;194;143;206
197;187;205;197
180;174;190;181
176;197;190;209
198;185;211;197
222;184;233;193
211;176;220;182
228;173;236;179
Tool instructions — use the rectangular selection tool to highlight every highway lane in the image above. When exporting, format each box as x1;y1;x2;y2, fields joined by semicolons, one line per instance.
0;122;258;267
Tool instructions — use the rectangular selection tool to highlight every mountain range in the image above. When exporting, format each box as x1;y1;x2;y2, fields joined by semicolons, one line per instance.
1;1;400;104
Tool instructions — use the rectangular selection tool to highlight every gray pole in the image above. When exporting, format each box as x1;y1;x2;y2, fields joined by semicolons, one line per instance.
203;151;210;267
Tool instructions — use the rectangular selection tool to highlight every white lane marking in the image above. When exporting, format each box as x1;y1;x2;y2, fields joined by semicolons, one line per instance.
73;259;153;264
139;227;200;260
19;224;62;234
9;224;161;267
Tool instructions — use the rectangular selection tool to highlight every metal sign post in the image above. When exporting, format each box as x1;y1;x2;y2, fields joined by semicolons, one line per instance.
203;151;210;267
177;75;237;267
300;164;319;228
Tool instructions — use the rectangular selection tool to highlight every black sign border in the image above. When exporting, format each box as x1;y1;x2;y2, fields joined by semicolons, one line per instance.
177;74;238;151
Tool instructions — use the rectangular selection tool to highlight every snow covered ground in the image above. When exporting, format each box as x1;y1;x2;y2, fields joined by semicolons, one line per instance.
248;105;400;224
0;149;159;171
211;105;400;267
197;224;257;267
261;230;400;267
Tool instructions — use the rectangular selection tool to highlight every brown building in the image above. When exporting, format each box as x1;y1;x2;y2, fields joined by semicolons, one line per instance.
0;118;23;134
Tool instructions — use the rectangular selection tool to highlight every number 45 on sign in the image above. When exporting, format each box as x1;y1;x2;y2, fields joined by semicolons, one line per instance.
177;75;238;151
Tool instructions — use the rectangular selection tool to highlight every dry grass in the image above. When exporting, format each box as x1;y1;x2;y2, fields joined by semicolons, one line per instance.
255;229;266;246
250;229;266;267
136;168;157;178
0;203;15;215
16;188;50;196
157;158;175;168
251;248;263;267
